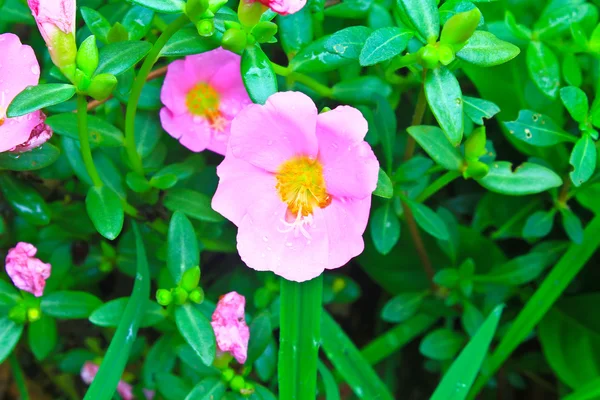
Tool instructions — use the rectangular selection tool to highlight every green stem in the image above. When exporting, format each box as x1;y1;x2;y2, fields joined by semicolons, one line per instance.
415;171;461;203
272;62;334;98
9;353;29;400
468;214;600;399
385;53;419;83
279;275;323;399
76;95;103;187
124;14;188;175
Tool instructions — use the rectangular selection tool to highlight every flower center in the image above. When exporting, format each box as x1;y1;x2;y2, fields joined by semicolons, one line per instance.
275;156;330;217
186;82;225;130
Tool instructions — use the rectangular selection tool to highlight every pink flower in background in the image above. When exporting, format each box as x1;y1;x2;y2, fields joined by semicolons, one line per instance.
256;0;305;15
160;48;252;156
81;362;134;400
0;34;52;153
211;292;250;364
5;242;51;297
212;92;379;282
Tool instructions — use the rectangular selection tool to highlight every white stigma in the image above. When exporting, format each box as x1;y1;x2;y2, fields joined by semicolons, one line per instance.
278;207;314;240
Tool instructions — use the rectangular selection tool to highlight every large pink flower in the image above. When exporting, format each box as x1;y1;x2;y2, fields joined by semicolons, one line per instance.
81;362;134;400
211;291;250;364
160;48;251;156
257;0;305;15
0;34;52;153
212;91;379;282
5;242;51;297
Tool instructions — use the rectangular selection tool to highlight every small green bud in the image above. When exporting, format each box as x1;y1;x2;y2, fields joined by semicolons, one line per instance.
230;376;246;392
87;73;118;101
251;21;278;43
440;7;481;46
238;0;266;27
189;288;205;304
438;44;455;65
9;304;27;323
76;35;99;77
222;368;235;382
240;382;255;396
186;0;210;23
27;307;41;322
74;69;92;91
464;126;487;160
419;44;439;69
197;19;215;37
221;28;248;54
100;241;117;259
463;160;489;180
224;21;242;30
181;266;201;292
107;22;129;43
172;287;188;305
156;289;173;306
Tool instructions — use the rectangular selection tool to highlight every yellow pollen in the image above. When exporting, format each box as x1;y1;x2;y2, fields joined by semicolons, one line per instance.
186;82;223;128
275;156;330;216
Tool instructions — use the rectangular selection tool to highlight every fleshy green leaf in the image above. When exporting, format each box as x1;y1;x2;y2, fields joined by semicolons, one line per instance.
325;26;372;59
425;67;463;145
533;3;589;40
397;0;440;42
41;291;102;319
373;168;393;198
246;313;273;364
167;211;200;283
7;84;76;117
184;377;226;400
522;210;555;238
290;35;354;73
569;134;597;187
0;317;23;363
86;186;124;240
89;297;165;328
0;143;60;171
561;208;584;245
407;201;450;240
381;292;426;323
122;6;154;41
359;27;412;66
242;44;278;105
526;41;560;98
0;173;51;226
560;86;589;123
164;188;224;223
463;96;500;125
478;161;562;195
96;41;152;76
175;304;216;366
420;328;465;361
80;7;111;43
160;27;219;57
28;315;57;361
128;0;185;13
278;7;314;57
503;110;576;147
47;113;124;148
456;31;520;67
370;203;400;255
407;125;465;171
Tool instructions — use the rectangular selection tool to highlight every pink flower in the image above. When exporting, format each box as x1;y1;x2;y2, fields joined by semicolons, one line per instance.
212;92;379;282
211;292;250;364
160;48;251;156
0;34;52;153
81;362;134;400
5;242;51;297
257;0;305;15
27;0;77;69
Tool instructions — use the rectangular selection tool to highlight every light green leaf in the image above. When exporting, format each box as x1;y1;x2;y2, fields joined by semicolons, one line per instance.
373;168;393;198
359;27;412;66
407;125;465;171
7;84;76;117
456;31;520;67
503;110;576;147
129;0;185;13
463;96;500;125
478;161;562;195
526;41;560;98
570;134;597;187
560;86;589;123
175;304;216;366
325;26;372;59
420;328;465;361
397;0;440;42
425;67;463;145
370;203;400;255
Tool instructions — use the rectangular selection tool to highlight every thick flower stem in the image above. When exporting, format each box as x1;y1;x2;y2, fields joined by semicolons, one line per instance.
279;275;323;400
271;63;334;98
76;95;103;187
124;14;188;176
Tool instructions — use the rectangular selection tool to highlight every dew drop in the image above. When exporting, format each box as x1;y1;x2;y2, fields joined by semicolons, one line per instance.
31;65;40;75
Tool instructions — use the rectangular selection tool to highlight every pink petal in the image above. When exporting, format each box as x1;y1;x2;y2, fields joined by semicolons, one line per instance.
117;381;134;400
259;0;306;15
160;58;193;116
184;48;239;84
211;292;250;364
316;106;379;199
229;91;319;172
160;108;211;152
80;362;99;385
5;242;51;297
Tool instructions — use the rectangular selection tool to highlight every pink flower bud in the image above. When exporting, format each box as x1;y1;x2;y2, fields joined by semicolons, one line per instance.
257;0;305;15
211;292;250;364
5;242;51;298
81;362;135;400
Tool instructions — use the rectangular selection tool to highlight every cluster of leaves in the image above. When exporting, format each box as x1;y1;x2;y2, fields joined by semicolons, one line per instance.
1;0;600;399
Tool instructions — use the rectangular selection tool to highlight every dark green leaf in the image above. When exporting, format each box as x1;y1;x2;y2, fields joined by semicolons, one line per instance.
0;174;51;226
425;67;463;145
381;292;426;323
373;168;393;198
80;7;111;43
370;203;400;255
562;53;582;87
569;134;596;187
28;315;57;361
419;328;465;361
456;31;520;67
407;125;465;171
0;317;23;363
122;6;154;41
397;0;440;41
359;27;412;66
526;41;560;98
128;0;185;13
86;186;124;240
47;113;124;148
41;291;102;319
325;26;372;59
89;297;165;328
161;27;219;57
242;44;278;105
156;373;193;400
246;313;272;364
96;41;152;76
503;110;576;147
7;84;76;117
463;96;500;125
476;250;560;286
561;208;584;245
278;7;313;57
522;210;555;238
332;76;391;104
478;161;562;195
0;143;60;171
185;377;226;400
373;96;396;171
318;361;341;400
560;86;588;123
290;35;354;73
164;188;224;223
407;201;450;240
167;211;199;283
175;304;216;366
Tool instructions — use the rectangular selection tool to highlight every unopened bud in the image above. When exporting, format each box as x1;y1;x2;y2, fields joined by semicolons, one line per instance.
440;8;481;46
172;287;188;305
87;73;118;101
230;376;245;392
156;289;173;306
419;44;439;69
222;28;248;54
181;266;201;292
438;44;455;65
107;22;129;43
251;21;278;43
197;19;215;37
27;307;41;322
238;0;267;27
76;35;99;77
222;368;235;382
186;0;210;22
463;160;489;180
74;69;92;91
464;126;487;160
189;288;205;304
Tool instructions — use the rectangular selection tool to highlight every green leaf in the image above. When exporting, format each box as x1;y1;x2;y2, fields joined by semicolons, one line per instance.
359;27;412;66
86;186;124;240
397;0;440;42
242;44;278;105
373;96;396;171
164;188;224;223
325;26;372;60
478;161;562;195
129;0;185;13
430;305;503;400
526;41;560;98
562;378;600;400
156;373;193;400
533;3;589;40
143;334;179;389
0;143;60;171
370;203;400;255
255;339;277;381
96;41;152;76
503;110;576;147
425;67;463;145
89;297;165;328
463;96;500;125
321;312;395;400
318;361;341;400
522;210;555;238
175;304;216;366
185;377;226;400
456;31;520;67
419;328;465;361
41;291;102;319
407;126;465;171
381;292;426;323
161;27;219;57
0;317;23;363
561;208;584;245
324;0;372;19
167;211;200;283
407;201;450;240
290;35;354;73
47;113;124;148
560;86;589;123
475;250;561;286
278;7;313;57
373;168;393;198
0;174;51;226
83;223;151;400
28;315;57;361
80;7;111;43
246;313;273;364
562;53;582;88
122;6;154;41
570;134;597;187
332;76;391;105
7;84;76;117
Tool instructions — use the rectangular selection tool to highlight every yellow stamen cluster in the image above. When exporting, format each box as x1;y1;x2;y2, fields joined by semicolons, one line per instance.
186;82;224;130
276;156;331;216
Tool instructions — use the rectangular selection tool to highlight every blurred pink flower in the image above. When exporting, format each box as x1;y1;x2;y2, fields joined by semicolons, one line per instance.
212;91;379;282
0;34;52;153
211;291;250;364
27;0;77;69
81;362;135;400
5;242;51;297
160;48;251;155
257;0;305;15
